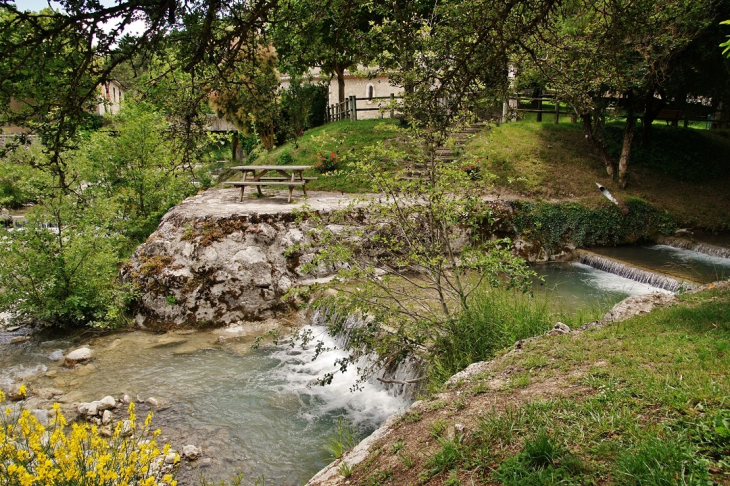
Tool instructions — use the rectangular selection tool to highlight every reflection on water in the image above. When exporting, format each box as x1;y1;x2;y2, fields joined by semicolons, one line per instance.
532;262;669;311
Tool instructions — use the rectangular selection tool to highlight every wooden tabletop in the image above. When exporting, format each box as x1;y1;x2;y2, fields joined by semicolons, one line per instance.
230;165;312;171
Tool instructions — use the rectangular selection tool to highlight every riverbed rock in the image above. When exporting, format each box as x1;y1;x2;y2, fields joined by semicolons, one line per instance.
35;387;64;399
120;190;359;327
182;445;201;461
146;397;160;407
547;322;571;335
10;336;30;344
87;401;100;416
601;292;676;324
99;396;116;410
102;410;112;425
64;347;93;366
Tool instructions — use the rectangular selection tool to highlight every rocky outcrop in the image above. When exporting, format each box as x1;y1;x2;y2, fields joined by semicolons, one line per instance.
121;189;353;328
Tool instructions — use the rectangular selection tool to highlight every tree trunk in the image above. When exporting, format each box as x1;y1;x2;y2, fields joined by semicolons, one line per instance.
619;114;635;189
335;65;346;105
231;132;239;162
582;113;615;177
641;88;663;147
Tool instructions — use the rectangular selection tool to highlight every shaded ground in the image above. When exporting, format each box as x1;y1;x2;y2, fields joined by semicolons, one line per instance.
466;121;730;229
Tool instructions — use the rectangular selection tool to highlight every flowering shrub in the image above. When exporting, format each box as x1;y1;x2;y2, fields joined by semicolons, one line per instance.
0;389;178;486
460;163;481;180
314;152;338;173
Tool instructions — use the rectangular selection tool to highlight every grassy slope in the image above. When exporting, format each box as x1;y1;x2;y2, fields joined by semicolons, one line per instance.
466;120;730;229
214;118;730;228
218;119;401;193
335;285;730;486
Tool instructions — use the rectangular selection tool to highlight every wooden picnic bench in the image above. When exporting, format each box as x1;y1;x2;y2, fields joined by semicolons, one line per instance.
224;165;317;203
656;109;683;126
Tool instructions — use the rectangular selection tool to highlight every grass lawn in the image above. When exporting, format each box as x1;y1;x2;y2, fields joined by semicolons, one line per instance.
211;116;730;229
336;285;730;486
216;119;402;193
465;119;730;229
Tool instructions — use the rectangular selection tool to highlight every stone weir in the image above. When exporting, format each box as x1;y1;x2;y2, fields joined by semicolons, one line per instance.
121;188;355;328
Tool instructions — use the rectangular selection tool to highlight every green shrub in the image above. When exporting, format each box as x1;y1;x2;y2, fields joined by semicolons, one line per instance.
428;288;554;389
276;151;295;165
512;198;676;250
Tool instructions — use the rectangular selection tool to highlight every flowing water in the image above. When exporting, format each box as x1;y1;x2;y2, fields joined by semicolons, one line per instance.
587;244;730;285
1;326;406;485
3;242;726;484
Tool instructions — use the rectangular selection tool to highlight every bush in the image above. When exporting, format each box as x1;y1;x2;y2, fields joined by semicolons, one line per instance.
314;151;339;172
0;142;49;209
0;389;179;486
428;288;555;389
511;198;676;250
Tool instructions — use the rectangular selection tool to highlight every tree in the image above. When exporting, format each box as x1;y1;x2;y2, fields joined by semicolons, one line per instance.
0;102;202;328
209;42;280;149
273;0;375;104
0;0;276;178
294;130;533;385
518;0;724;187
282;0;559;384
722;20;730;56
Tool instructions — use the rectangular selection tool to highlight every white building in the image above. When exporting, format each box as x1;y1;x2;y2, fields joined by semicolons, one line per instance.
281;67;404;120
96;80;125;115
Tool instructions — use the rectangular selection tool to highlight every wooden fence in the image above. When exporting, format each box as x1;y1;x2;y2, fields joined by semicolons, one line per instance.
511;90;573;123
325;93;402;123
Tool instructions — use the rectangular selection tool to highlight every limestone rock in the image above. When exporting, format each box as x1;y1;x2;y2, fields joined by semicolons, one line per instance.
602;293;675;324
87;401;100;416
146;397;160;407
99;396;116;410
547;322;571;336
64;347;93;366
182;444;201;461
10;336;30;344
102;410;112;425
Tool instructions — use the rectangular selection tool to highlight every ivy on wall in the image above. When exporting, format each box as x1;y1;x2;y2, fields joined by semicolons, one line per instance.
511;198;677;250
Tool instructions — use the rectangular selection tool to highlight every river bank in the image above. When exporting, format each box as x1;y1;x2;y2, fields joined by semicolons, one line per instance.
307;282;730;486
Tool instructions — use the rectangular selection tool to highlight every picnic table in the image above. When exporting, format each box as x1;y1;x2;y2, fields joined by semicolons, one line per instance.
224;165;317;203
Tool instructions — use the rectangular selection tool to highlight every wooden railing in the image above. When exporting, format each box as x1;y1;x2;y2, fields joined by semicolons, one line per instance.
325;93;403;123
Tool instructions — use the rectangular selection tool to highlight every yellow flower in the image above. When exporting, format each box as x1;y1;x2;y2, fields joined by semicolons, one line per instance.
18;384;27;398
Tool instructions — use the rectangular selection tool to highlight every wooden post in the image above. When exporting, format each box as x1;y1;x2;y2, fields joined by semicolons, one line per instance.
345;98;350;121
390;93;395;119
350;95;358;121
536;88;543;122
554;98;560;124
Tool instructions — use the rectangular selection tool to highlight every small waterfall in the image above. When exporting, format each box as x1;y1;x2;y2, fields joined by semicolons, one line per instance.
659;236;730;260
578;251;696;292
311;308;426;400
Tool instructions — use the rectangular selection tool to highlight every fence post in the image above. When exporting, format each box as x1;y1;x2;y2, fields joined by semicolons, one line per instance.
350;95;358;121
536;88;543;122
554;98;560;124
390;93;395;119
